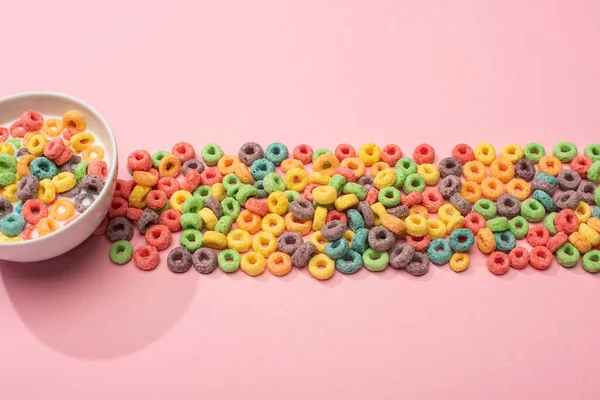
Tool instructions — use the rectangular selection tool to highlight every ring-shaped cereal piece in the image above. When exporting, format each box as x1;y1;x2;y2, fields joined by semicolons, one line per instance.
158;155;182;178
17;154;35;177
340;157;366;179
460;181;482;204
217;155;240;175
575;201;592;223
537;155;562;176
171;142;195;162
267;191;288;215
380;144;402;166
308;253;336;280
310;231;329;253
51;172;77;193
462;160;487;183
240;251;266;276
499;144;524;164
309;171;330;185
404;214;428;237
413;144;435;165
62;110;86;132
313;154;340;176
285;212;312;235
506;179;531;201
437;203;460;224
451;143;475;164
370;162;390;177
267;252;293;276
48;199;75;221
480;177;504;201
487;251;509;275
42;118;64;137
417;163;440;186
261;213;286;236
199;207;219;230
284;168;308;192
312;185;337;205
449;252;470;272
280;158;303;172
26;134;48;157
489;158;515;183
37;217;60;237
427;219;447;239
474;142;496;166
37;179;57;204
358;143;381;167
477;228;496;254
226;229;252;252
292;144;314;164
251;231;278;257
81;145;105;162
22;199;48;225
69;132;95;152
334;143;357;161
236;209;262;234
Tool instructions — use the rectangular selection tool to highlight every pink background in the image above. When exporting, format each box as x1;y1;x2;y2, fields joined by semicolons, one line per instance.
1;1;600;399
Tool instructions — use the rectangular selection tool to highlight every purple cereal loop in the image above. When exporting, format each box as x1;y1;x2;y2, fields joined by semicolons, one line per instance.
74;193;95;213
137;208;160;234
182;158;205;175
167;247;193;273
577;181;596;205
16;174;39;202
367;226;395;251
496;194;521;218
321;220;347;241
60;155;82;173
555;190;581;210
438;157;463;178
291;242;316;268
438;175;461;200
277;232;303;255
289;198;315;220
0;198;13;218
450;193;472;216
389;242;415;269
106;217;134;242
62;182;83;198
204;197;223;219
238;142;265;166
357;175;374;189
356;201;374;229
531;179;556;196
16;148;30;158
82;174;105;195
514;159;536;182
405;252;429;276
386;204;409;219
192;248;218;274
557;169;581;191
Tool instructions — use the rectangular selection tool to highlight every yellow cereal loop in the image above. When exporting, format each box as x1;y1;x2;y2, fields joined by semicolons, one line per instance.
49;199;75;221
22;132;35;147
374;168;396;189
37;217;60;237
449;253;470;272
417;163;440;186
0;233;21;243
308;253;335;280
252;231;278;257
579;224;600;247
226;229;252;252
334;194;358;211
313;206;327;231
51;172;77;193
340;157;366;179
381;214;405;235
26;134;48;156
211;182;226;201
199;207;219;230
446;215;466;234
261;213;286;236
203;231;227;249
2;184;18;202
370;162;391;176
500;144;523;163
370;202;386;227
168;189;192;211
405;214;428;237
127;185;150;208
309;171;330;185
312;185;337;204
240;252;266;276
267;191;288;215
81;145;105;162
575;202;591;223
427;219;447;239
69;132;95;151
284;168;308;192
310;231;328;253
233;162;254;184
281;158;303;172
17;154;35;177
437;203;460;224
0;142;14;156
474;142;496;166
43;118;64;137
37;179;57;204
358;143;381;167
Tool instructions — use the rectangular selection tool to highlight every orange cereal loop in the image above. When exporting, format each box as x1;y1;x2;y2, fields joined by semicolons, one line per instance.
370;161;391;176
233;162;254;184
267;252;293;276
37;217;60;237
49;199;75;221
313;154;340;176
506;179;531;201
17;154;35;177
42;118;64;137
81;145;105;162
62;110;86;132
340;157;366;179
158;155;182;178
460;181;482;204
480;177;504;201
358;143;382;166
217;155;240;175
133;171;159;187
236;210;262;234
538;155;562;176
285;212;312;235
462;161;487;183
569;231;592;253
476;227;496;254
409;205;429;219
281;158;303;172
489;158;515;183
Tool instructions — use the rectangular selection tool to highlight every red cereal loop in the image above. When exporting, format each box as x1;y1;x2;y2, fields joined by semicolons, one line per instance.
245;198;269;217
326;210;347;224
381;144;402;166
133;245;160;271
413;144;435;164
93;216;109;236
10;120;27;138
422;189;443;213
22;225;36;241
546;232;568;253
366;187;379;205
529;246;553;270
120;180;137;200
157;177;180;198
487;251;510;275
334;144;357;161
554;209;579;235
571;155;592;178
54;146;73;166
145;225;172;251
127;150;152;172
464;212;486;235
181;170;202;192
171;142;195;162
126;207;144;221
107;197;129;219
509;247;529;270
22;199;48;225
302;183;320;201
334;166;357;182
402;191;423;207
451;144;475;164
406;235;430;252
146;190;168;211
44;137;66;160
62;129;77;141
200;167;223;185
0;127;9;142
526;225;550;247
20;110;44;131
293;144;314;164
160;209;182;232
114;179;128;198
88;160;108;179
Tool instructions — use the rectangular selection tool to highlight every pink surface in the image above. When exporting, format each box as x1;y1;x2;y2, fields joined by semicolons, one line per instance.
1;1;600;399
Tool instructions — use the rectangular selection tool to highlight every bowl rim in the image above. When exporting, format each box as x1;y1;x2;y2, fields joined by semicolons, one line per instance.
0;91;118;247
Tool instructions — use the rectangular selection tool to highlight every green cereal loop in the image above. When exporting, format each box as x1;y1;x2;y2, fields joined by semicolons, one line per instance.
595;187;600;206
0;154;17;173
284;190;301;207
180;229;203;252
393;168;407;188
486;217;509;232
221;197;241;219
378;187;401;208
473;199;497;220
587;161;600;184
109;240;133;265
0;172;16;187
74;161;89;182
227;184;244;199
556;243;580;268
584;144;600;162
395;157;417;176
182;196;204;214
218;249;241;273
235;184;259;206
312;148;333;162
343;182;367;200
543;212;558;236
520;198;545;222
508;216;529;240
351;228;369;254
193;185;212;202
362;248;389;272
523;143;545;163
263;172;286;193
151;151;170;168
222;174;242;191
215;215;233;235
552;141;578;162
201;143;223;166
582;250;600;273
328;175;346;195
402;173;425;194
7;138;20;149
180;213;203;230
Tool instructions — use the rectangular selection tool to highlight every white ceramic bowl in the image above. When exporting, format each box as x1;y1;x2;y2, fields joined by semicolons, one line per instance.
0;92;117;262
